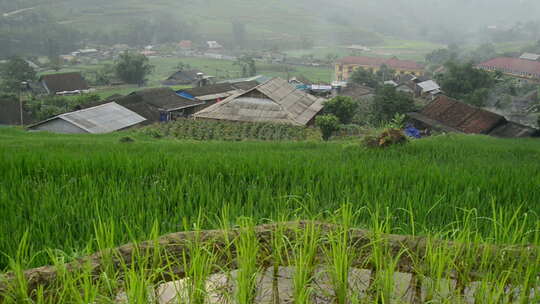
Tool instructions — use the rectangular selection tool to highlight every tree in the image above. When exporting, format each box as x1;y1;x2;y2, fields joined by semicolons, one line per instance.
371;85;416;124
322;96;358;124
234;55;257;77
436;61;496;106
425;48;458;65
375;64;395;82
232;21;247;49
114;52;154;86
0;57;36;93
316;114;340;141
349;67;379;88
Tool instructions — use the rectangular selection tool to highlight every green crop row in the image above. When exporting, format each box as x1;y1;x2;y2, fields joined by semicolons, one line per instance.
137;119;320;141
0;128;539;272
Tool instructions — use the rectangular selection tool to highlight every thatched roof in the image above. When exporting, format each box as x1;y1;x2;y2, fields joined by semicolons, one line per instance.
194;78;325;126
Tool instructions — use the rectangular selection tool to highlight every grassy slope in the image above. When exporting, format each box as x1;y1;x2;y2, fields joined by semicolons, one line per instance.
1;127;540;268
33;0;379;44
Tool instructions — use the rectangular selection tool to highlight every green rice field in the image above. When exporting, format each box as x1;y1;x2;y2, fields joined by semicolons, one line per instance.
1;128;540;271
1;127;540;303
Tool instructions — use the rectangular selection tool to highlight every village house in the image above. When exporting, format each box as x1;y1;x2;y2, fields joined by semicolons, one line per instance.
108;88;206;123
407;95;539;138
335;56;425;82
178;40;193;49
177;81;260;107
162;69;204;86
193;78;325;126
476;57;540;81
27;102;146;134
39;72;90;96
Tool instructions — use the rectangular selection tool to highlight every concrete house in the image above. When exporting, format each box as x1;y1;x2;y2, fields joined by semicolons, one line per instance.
28;102;146;134
477;57;540;80
335;56;425;82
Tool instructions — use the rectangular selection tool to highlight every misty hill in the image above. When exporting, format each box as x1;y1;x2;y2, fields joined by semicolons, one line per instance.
1;0;540;52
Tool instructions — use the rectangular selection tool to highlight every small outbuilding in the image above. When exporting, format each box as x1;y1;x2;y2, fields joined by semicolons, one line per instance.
110;88;205;123
194;78;325;126
407;95;540;138
162;69;204;86
177;81;259;106
27;102;146;134
39;72;90;95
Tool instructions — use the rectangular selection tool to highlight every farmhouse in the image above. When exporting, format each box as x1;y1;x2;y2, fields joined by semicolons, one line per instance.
27;102;145;134
177;81;259;106
335;84;374;100
335;56;425;82
193;78;325;126
39;72;90;95
110;88;205;123
407;95;539;138
162;69;204;86
476;57;540;80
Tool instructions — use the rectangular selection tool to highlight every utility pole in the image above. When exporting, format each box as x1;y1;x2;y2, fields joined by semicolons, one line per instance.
19;81;28;126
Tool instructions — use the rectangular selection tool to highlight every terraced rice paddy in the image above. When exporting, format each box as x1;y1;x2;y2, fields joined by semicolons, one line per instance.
1;127;540;303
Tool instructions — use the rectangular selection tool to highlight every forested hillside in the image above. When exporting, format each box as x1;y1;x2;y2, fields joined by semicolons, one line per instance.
1;0;539;57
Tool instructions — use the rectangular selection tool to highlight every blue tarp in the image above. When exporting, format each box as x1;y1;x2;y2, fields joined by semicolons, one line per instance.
176;91;195;100
405;126;421;139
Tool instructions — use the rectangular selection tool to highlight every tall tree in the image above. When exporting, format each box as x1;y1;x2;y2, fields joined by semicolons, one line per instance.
371;85;416;124
322;96;358;124
436;61;496;107
234;56;257;77
114;52;154;86
0;56;36;93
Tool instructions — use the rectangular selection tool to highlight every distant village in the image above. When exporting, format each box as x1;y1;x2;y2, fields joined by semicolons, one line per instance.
1;40;540;139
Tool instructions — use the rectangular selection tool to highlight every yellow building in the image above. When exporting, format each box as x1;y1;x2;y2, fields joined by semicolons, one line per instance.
335;56;425;81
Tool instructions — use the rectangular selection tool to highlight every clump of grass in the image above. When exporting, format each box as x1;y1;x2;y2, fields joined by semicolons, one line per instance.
291;221;320;303
325;204;357;304
234;218;260;304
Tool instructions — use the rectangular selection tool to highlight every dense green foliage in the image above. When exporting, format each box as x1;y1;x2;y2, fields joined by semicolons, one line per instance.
0;57;35;93
1;128;540;270
437;61;496;107
322;96;358;125
138;119;316;141
315;114;340;141
25;94;100;120
370;86;416;124
114;52;154;86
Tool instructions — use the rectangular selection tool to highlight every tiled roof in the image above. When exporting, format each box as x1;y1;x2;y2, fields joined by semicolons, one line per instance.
337;56;424;70
420;96;506;134
477;57;540;75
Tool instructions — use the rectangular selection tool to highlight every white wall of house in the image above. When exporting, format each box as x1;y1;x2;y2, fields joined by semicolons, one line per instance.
29;118;88;134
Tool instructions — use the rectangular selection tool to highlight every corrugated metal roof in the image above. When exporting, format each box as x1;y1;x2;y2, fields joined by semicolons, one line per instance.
519;53;540;61
59;102;146;133
417;80;440;93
